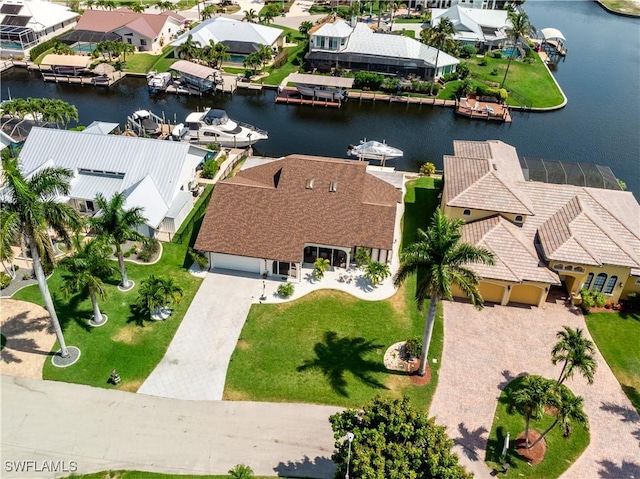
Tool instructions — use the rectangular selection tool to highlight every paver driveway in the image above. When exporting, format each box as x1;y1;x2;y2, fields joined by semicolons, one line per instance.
138;271;262;401
430;295;640;479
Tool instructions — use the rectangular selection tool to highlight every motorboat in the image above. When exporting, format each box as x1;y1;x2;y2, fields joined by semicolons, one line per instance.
147;71;172;93
347;139;403;163
127;109;163;136
170;108;268;147
295;84;348;102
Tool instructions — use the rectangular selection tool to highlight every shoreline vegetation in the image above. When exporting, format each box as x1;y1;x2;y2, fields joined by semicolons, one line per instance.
595;0;640;16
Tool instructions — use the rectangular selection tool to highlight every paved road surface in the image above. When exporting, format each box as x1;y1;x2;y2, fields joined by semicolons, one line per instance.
1;376;340;478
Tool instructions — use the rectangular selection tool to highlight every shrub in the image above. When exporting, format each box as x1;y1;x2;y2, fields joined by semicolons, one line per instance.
29;34;64;61
201;158;219;179
0;272;10;290
137;238;159;263
478;57;488;66
22;272;32;281
594;292;607;308
459;45;477;59
492;51;503;59
189;248;209;271
277;282;295;297
490;67;499;76
229;464;254;479
354;247;371;267
353;71;384;90
420;162;436;176
404;337;423;359
441;71;459;82
456;62;470;79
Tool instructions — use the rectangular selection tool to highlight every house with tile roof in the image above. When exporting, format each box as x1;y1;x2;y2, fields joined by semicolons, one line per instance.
306;18;459;80
442;140;640;306
72;9;185;53
16;127;209;238
171;16;284;56
194;155;403;281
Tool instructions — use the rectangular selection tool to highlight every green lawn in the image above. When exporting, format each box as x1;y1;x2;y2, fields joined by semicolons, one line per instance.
585;311;640;413
124;47;176;74
598;0;640;15
224;178;444;409
12;242;202;391
466;54;564;108
262;28;307;86
485;377;590;478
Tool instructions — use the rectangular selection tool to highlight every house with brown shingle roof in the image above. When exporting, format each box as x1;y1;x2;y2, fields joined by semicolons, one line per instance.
442;140;640;307
194;155;402;281
73;8;184;52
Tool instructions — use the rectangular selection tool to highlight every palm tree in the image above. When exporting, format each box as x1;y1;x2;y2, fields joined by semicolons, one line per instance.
299;20;313;37
201;4;214;20
175;34;201;61
214;42;230;68
0;155;82;359
119;42;136;61
421;16;455;96
87;192;146;290
527;384;588;449
60;236;117;327
243;8;258;23
513;375;555;448
85;0;95;9
243;52;261;75
364;261;391;286
136;275;166;321
313;257;331;279
551;326;597;386
501;9;532;88
257;44;273;70
157;276;183;315
130;2;146;13
393;208;495;376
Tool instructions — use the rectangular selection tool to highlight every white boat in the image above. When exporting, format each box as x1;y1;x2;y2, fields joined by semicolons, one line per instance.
147;71;172;93
171;108;268;147
127;110;163;136
296;84;348;102
347;139;403;163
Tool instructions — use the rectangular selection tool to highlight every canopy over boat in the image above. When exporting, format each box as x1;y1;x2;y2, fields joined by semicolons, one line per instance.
287;73;354;89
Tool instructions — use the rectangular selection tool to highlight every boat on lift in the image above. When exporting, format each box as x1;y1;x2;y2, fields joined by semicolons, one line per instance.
147;71;172;93
127;109;163;136
347;139;403;165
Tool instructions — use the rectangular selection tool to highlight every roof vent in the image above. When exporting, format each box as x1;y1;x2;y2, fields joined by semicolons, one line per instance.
305;178;315;189
492;163;498;171
329;181;338;192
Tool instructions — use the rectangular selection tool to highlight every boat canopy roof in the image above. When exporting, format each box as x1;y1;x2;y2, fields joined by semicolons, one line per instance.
541;28;566;42
203;109;229;125
171;60;217;79
288;73;354;88
40;54;92;68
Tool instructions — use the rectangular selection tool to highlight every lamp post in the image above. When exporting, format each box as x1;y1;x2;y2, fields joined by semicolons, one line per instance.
345;432;354;479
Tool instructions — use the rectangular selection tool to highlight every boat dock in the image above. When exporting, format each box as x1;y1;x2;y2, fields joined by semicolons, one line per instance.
455;96;512;122
276;87;343;107
41;71;125;87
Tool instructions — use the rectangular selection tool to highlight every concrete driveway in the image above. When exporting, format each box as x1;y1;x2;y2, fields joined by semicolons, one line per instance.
1;376;339;479
138;271;263;401
430;296;640;478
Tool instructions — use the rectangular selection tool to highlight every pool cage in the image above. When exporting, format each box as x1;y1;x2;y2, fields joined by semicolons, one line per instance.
57;30;122;53
520;157;622;191
0;25;38;50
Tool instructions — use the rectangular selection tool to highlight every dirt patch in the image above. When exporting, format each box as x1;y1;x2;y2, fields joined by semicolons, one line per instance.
118;379;143;393
112;324;151;344
388;282;408;316
236;339;250;350
408;360;432;386
222;388;253;401
385;374;408;399
515;430;547;464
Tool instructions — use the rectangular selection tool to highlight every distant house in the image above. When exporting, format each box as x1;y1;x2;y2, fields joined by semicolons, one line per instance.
0;0;78;58
431;5;510;50
441;140;640;307
171;16;284;56
306;18;459;80
71;9;185;53
416;0;512;10
194;155;402;281
17;127;210;238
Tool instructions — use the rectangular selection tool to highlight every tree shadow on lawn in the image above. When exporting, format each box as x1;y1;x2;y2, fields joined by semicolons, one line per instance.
51;291;94;333
273;454;336;479
297;331;388;397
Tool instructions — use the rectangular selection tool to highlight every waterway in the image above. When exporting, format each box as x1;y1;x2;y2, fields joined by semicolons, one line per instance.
1;0;639;195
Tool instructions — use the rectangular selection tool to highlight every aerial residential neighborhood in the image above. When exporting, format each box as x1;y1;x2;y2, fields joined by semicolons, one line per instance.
0;0;639;478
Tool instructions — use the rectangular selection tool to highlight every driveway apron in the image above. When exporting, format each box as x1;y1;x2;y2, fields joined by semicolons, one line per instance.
430;298;640;479
138;271;260;401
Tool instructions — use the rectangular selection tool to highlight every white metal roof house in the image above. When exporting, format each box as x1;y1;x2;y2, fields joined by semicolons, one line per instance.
17;127;210;238
417;0;512;10
306;18;459;80
0;0;78;58
171;16;284;55
431;6;510;49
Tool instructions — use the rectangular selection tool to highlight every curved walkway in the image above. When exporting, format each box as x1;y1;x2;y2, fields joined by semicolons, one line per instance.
1;375;339;479
0;299;55;379
430;297;640;478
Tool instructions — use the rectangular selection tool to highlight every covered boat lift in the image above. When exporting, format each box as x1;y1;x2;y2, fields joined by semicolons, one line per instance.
540;28;567;56
170;60;221;92
40;54;92;75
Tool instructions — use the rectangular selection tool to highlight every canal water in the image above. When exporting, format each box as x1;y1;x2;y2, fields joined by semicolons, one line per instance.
2;0;639;195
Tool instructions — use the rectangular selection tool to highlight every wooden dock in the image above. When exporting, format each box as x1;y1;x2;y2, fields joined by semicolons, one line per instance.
42;71;125;87
455;97;512;122
276;87;343;107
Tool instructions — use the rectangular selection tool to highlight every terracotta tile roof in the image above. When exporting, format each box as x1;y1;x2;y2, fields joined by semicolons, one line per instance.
453;140;493;159
75;9;182;37
462;216;560;284
194;155;402;263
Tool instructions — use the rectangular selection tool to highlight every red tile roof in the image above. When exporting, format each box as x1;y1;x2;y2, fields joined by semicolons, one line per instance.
75;9;182;37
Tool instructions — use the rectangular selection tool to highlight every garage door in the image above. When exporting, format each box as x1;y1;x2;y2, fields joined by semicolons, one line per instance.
509;284;542;306
212;253;261;274
479;282;505;304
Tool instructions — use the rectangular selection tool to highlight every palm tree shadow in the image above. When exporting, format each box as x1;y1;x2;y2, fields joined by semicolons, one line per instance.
127;303;149;327
297;331;388;397
597;459;640;479
273;455;336;479
498;370;529;391
51;291;93;332
455;422;488;462
600;401;640;423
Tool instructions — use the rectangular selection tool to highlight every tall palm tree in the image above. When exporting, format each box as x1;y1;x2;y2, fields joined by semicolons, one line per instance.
157;276;183;313
214;42;230;68
393;208;495;376
60;236;117;327
421;16;455;96
87;192;146;290
136;274;166;320
552;326;597;386
513;375;555;448
201;4;214;20
501;9;532;88
257;44;273;70
175;34;201;61
527;384;588;449
243;9;258;23
130;2;146;13
0;155;82;359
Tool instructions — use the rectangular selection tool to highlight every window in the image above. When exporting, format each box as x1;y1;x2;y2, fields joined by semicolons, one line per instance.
564;265;573;271
604;276;618;294
584;273;594;290
592;273;607;292
553;264;564;271
514;215;523;223
140;39;147;46
463;209;471;216
574;266;585;273
86;200;94;212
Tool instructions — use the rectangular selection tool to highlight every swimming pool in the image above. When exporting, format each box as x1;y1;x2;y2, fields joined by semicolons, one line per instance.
228;54;247;63
71;43;94;54
502;47;521;58
0;40;24;50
